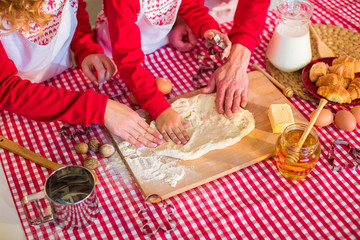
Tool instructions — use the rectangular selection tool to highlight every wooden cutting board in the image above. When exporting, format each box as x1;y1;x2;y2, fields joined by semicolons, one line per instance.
108;70;308;203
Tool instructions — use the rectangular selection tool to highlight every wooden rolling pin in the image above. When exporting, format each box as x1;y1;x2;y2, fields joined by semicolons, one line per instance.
252;63;294;98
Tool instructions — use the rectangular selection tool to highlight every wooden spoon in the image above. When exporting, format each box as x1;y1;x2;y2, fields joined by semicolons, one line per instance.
309;24;335;58
285;98;328;164
0;135;98;184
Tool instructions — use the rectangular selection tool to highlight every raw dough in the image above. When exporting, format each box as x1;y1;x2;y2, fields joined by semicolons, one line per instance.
150;93;255;160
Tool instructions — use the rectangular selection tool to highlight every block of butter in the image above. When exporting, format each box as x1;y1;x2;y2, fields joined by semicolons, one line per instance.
268;104;294;133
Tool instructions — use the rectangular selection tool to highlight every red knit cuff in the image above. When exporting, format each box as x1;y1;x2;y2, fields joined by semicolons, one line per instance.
229;33;258;53
74;44;104;67
143;95;171;120
85;90;109;126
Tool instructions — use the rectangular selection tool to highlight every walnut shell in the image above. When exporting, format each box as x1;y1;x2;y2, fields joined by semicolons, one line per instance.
83;156;98;170
74;142;88;154
99;144;115;158
88;138;100;152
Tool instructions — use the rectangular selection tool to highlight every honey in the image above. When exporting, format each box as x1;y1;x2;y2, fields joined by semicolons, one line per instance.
275;123;321;180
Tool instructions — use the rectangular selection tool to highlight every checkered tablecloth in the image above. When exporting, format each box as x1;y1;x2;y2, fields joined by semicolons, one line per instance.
1;0;360;239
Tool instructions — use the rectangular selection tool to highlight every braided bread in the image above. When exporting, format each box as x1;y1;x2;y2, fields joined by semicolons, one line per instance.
317;85;352;104
332;56;360;73
309;62;327;82
347;78;360;100
316;73;346;87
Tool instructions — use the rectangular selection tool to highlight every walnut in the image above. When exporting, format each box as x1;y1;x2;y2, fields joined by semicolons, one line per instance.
88;138;100;152
83;157;98;170
99;144;115;158
74;142;88;154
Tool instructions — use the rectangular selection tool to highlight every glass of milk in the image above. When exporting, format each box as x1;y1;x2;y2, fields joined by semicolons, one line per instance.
266;0;314;72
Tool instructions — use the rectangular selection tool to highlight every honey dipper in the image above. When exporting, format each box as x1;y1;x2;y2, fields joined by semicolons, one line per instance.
252;64;294;98
285;98;328;164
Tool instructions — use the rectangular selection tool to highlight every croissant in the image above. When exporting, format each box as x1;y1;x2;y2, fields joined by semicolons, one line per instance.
316;73;345;87
332;56;360;73
317;85;352;104
329;64;355;83
347;78;360;100
309;62;327;82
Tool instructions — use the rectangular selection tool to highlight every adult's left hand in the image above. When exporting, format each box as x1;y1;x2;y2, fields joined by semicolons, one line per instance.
201;43;251;117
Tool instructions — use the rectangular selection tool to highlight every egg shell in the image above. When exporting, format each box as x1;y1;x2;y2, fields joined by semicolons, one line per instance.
156;77;172;95
350;106;360;123
310;108;333;127
334;110;357;132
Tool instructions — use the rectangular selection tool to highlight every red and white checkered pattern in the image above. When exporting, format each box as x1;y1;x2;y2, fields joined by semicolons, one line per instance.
0;0;359;239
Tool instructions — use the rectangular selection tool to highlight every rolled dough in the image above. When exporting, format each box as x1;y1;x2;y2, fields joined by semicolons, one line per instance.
150;93;255;160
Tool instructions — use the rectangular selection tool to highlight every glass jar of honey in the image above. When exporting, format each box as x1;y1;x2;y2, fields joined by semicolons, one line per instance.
275;123;321;180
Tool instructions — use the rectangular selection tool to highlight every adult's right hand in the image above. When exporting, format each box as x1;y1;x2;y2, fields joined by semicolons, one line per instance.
104;99;163;148
201;43;251;117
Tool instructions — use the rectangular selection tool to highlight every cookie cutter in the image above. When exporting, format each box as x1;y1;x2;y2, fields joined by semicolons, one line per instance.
193;34;227;88
192;54;217;88
206;34;227;60
327;139;360;172
137;194;177;236
60;124;92;138
96;78;125;100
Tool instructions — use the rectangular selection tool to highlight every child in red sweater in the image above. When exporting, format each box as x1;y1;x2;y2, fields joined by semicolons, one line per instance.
95;0;231;145
0;0;162;148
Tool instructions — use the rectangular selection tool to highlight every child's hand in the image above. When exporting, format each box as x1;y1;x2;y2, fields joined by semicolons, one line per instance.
81;54;117;85
168;17;197;52
104;99;163;148
155;108;190;145
204;29;232;59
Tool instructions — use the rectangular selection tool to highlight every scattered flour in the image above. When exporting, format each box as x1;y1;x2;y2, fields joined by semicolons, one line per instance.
113;141;186;188
149;93;255;160
108;94;254;187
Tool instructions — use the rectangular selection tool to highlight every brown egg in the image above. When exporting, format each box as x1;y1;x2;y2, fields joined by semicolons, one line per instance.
129;92;138;105
129;78;172;105
350;106;360;123
156;77;172;95
310;108;333;127
334;110;357;132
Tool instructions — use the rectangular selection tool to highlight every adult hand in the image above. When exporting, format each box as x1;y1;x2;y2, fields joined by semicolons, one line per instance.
201;44;251;117
155;108;190;145
168;17;197;52
104;99;163;148
203;29;232;59
81;54;117;85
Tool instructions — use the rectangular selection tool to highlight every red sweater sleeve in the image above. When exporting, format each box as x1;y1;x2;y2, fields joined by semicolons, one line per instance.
178;0;219;38
103;0;170;120
228;0;270;53
70;0;104;67
0;43;108;126
104;0;218;119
